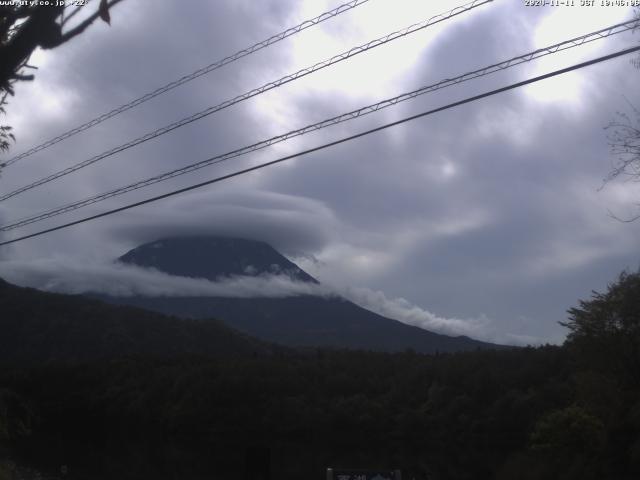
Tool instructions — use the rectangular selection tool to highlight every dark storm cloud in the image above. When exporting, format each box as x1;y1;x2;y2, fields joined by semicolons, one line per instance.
2;0;303;251
249;2;640;341
1;0;639;342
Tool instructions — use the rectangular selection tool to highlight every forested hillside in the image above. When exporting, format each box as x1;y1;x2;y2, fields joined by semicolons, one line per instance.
0;278;274;363
1;272;639;479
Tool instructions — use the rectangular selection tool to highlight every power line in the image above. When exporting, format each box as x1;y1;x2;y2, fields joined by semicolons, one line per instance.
1;45;637;247
0;0;493;202
0;0;373;168
2;18;637;232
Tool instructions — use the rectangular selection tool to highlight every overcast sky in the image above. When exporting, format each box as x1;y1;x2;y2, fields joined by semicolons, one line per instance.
1;0;639;345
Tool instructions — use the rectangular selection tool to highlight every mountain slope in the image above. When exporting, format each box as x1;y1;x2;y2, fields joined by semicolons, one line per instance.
106;295;496;352
0;278;273;364
110;236;505;353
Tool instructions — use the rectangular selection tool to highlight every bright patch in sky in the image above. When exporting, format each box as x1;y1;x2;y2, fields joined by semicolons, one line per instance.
440;159;457;179
533;3;632;48
525;3;635;104
290;0;467;98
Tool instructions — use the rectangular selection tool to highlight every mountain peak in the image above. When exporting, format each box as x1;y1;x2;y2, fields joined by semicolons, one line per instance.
110;236;506;353
118;236;317;283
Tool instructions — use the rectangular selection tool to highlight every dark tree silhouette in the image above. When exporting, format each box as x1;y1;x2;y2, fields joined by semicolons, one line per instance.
562;270;640;386
604;8;640;220
0;0;124;154
605;102;640;215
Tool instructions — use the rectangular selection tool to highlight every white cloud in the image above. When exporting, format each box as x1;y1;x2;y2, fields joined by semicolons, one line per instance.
0;255;543;345
105;187;340;256
0;257;334;299
340;286;545;346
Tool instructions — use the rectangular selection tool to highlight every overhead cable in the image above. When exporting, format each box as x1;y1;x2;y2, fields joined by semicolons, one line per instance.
1;45;638;247
0;0;493;202
0;0;373;168
2;18;637;232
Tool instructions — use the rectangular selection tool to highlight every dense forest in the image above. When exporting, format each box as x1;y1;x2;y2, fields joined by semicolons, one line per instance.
1;271;639;479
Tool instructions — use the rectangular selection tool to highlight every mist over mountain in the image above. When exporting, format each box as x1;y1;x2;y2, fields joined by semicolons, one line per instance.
106;236;506;353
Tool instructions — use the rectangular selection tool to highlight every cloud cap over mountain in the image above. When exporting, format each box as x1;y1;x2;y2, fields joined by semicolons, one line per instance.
1;0;639;344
